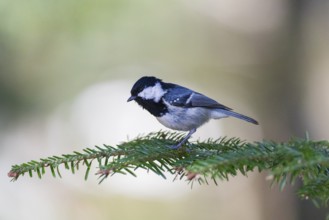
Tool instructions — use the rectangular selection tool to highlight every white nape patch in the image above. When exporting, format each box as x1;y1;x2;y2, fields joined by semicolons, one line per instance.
138;82;167;102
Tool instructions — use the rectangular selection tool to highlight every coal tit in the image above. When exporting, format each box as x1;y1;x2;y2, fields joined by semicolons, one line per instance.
128;76;258;149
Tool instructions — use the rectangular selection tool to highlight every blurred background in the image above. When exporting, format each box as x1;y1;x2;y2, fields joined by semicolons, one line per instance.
1;0;329;219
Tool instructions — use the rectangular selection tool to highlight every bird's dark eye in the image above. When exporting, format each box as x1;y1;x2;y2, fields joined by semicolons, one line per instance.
131;87;143;96
130;76;160;96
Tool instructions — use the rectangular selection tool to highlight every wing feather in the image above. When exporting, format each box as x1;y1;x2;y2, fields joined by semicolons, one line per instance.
189;93;232;110
163;84;231;110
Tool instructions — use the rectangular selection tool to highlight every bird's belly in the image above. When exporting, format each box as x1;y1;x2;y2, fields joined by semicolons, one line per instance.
156;107;210;131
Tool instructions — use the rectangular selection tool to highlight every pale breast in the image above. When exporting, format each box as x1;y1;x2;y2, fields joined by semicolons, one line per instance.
156;105;211;131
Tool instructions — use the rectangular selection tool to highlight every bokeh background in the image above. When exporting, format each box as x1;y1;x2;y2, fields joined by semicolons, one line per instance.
1;0;329;219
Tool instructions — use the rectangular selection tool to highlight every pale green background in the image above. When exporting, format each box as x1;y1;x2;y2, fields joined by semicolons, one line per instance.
1;1;329;219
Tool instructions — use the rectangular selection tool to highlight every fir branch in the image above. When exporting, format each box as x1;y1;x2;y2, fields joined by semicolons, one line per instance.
8;131;329;207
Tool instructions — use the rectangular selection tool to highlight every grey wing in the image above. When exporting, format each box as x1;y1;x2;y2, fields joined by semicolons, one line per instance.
164;86;232;110
188;92;232;110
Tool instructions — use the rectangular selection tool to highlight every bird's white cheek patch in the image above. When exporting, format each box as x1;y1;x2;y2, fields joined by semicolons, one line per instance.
138;82;166;102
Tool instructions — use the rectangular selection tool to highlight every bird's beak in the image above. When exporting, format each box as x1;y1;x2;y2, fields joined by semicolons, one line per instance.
127;96;137;102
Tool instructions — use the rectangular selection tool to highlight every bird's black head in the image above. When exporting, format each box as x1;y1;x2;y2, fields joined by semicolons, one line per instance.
127;76;168;117
130;76;161;97
127;76;163;102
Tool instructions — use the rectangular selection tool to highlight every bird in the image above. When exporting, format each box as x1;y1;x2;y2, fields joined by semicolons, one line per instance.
127;76;258;149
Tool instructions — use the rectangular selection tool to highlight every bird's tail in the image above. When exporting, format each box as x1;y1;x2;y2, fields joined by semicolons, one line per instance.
213;109;259;125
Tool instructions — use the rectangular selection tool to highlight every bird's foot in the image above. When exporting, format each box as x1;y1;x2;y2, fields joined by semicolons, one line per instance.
168;128;196;150
168;142;192;151
169;144;182;150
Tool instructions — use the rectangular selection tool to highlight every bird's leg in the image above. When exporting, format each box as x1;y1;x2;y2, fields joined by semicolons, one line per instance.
170;128;196;149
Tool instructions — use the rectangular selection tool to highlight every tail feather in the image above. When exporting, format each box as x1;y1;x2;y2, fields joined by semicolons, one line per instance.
218;109;259;125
